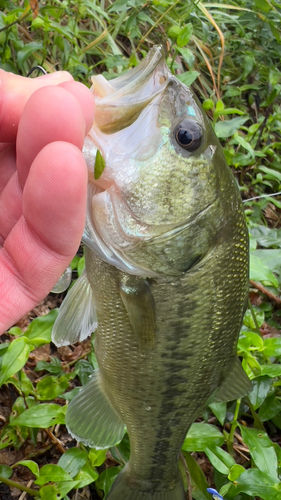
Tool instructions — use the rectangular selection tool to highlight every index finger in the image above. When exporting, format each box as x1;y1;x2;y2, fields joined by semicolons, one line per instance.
0;70;73;143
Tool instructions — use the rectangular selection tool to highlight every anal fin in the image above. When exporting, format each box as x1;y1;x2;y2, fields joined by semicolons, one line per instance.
51;271;98;347
212;357;252;403
66;370;125;449
119;277;156;349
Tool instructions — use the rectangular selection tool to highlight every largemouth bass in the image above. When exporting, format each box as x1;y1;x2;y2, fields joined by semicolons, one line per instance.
52;46;250;500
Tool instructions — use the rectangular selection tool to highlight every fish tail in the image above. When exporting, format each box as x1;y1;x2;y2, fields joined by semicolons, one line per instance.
107;467;185;500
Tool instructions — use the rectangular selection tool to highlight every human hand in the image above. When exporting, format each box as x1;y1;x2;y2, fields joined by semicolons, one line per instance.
0;70;95;334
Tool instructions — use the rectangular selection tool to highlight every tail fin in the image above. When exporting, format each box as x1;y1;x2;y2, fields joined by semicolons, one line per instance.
107;467;185;500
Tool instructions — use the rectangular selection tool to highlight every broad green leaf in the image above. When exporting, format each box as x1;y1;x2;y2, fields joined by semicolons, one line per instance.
214;117;248;138
35;464;73;485
258;394;281;422
249;254;278;287
243;308;264;329
176;47;195;67
177;23;193;47
76;359;94;385
248;376;272;409
228;464;245;481
209;402;226;426
182;423;224;451
251;250;281;277
11;404;66;428
40;482;79;499
95;466;123;496
16;460;39;477
24;309;58;346
17;42;43;69
88;449;107;467
0;465;13;479
260;364;281;377
36;375;70;400
0;337;32;387
177;71;200;86
250;226;281;249
58;448;88;478
258;166;281;184
205;446;234;475
74;463;99;488
240;426;278;480
226;468;281;500
263;338;281;358
7;370;35;397
183;451;212;500
35;358;63;374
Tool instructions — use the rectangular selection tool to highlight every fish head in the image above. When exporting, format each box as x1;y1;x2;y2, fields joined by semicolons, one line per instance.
83;47;234;276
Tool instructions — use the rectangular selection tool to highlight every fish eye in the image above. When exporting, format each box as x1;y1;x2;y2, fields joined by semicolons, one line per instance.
174;120;202;152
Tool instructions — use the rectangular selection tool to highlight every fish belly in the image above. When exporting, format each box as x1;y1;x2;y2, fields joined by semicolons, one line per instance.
85;214;248;492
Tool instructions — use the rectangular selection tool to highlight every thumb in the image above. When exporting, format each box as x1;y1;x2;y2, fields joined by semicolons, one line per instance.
0;70;73;143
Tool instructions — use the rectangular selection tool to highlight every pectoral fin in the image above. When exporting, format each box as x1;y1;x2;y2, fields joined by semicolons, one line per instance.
66;370;125;449
120;277;156;349
212;358;252;403
51;271;98;347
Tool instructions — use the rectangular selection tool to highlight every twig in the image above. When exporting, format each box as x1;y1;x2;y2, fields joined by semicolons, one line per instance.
250;280;281;306
44;428;66;454
18;480;34;500
0;476;38;496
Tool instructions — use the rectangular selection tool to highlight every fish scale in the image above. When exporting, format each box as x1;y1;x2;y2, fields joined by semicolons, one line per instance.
52;46;250;500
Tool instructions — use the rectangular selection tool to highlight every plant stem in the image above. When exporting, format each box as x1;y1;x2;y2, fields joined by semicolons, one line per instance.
248;298;261;335
228;399;241;455
0;476;38;496
247;398;265;431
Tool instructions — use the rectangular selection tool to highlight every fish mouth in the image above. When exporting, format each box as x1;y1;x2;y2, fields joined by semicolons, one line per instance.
91;46;169;133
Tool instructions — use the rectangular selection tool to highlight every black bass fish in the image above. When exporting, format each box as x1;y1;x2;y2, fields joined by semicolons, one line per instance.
52;46;250;500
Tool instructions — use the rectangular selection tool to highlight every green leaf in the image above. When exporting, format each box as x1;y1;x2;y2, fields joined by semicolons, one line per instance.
10;404;66;428
258;394;281;422
263;338;281;358
35;357;63;375
214;117;248;138
88;449;107;467
36;375;70;400
228;464;245;481
260;364;281;377
183;451;212;500
177;71;200;86
94;149;106;180
226;468;281;500
209;402;226;426
15;460;39;477
258;166;281;184
24;309;58;346
0;337;32;387
177;23;193;47
35;464;73;485
17;42;43;69
95;466;123;496
76;359;94;385
248;376;272;409
0;465;13;479
205;446;235;475
240;426;278;480
176;47;194;67
250;254;278;288
73;463;99;488
58;448;88;478
182;423;224;452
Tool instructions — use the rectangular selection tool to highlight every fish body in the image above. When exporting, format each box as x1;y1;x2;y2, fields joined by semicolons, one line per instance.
52;47;250;500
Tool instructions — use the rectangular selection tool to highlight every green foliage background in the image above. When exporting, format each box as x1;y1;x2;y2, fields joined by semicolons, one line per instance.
0;1;281;499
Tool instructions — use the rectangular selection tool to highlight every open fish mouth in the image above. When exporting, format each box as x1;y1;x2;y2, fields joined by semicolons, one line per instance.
91;46;169;133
